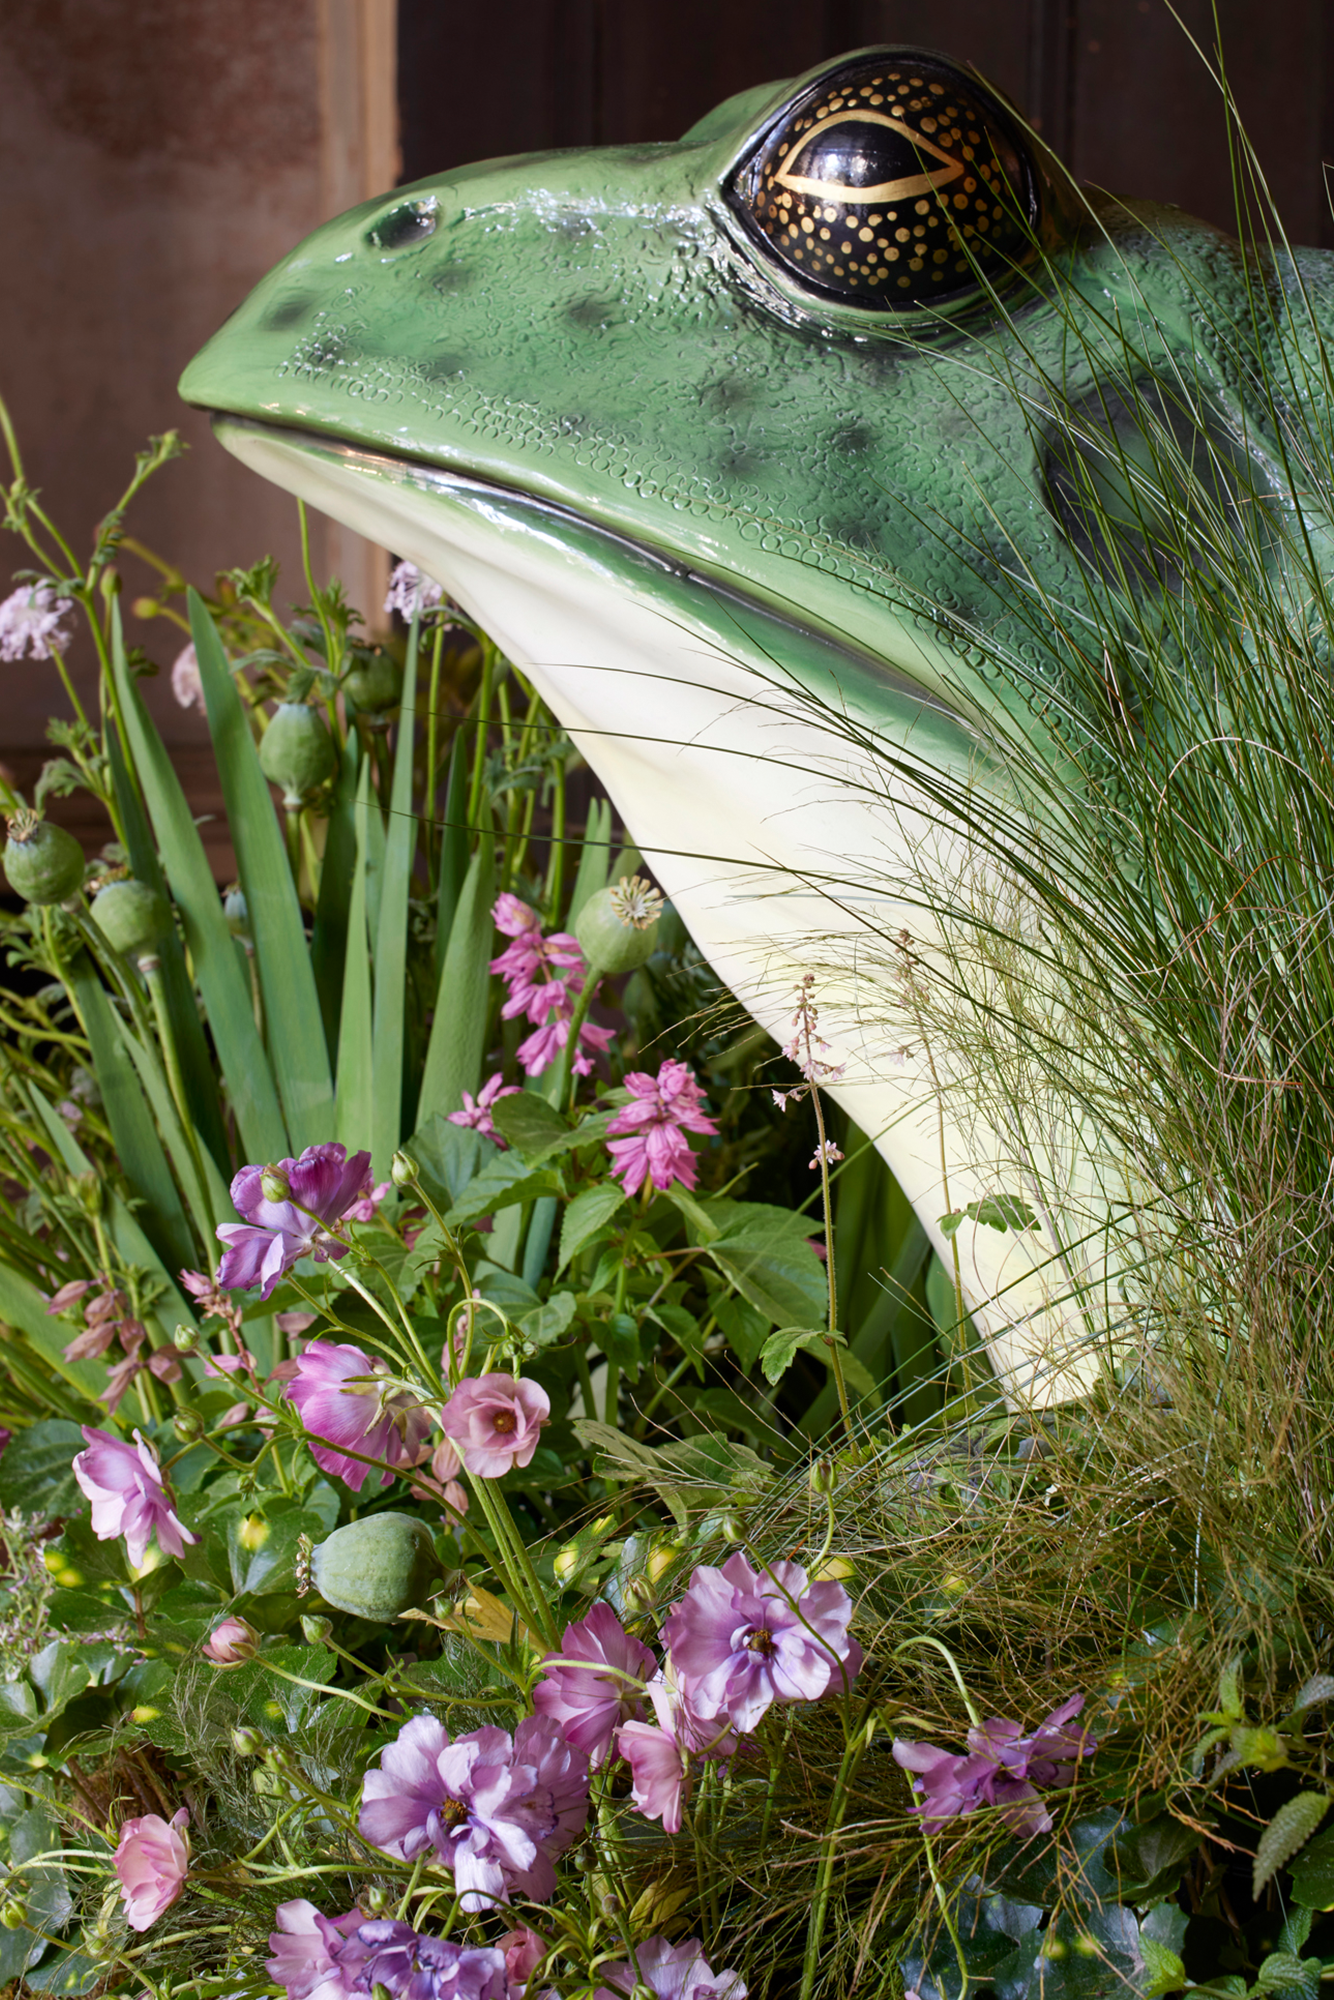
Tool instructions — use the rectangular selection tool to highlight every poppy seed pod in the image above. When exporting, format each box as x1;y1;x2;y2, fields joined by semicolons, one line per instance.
3;811;84;905
574;875;664;976
343;647;403;716
258;701;337;807
90;879;169;960
309;1512;443;1622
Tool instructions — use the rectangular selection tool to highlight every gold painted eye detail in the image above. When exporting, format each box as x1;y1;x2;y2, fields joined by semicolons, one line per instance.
728;51;1038;313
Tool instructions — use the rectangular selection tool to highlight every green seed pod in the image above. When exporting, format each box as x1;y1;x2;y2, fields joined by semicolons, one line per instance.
309;1512;442;1623
90;879;168;959
3;811;84;905
258;701;337;808
343;648;403;716
574;875;664;976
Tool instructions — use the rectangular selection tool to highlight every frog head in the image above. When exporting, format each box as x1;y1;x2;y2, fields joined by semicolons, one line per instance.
179;46;1334;1398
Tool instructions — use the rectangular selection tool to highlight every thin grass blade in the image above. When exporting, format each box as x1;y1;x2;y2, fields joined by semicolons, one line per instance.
334;760;374;1155
434;728;470;977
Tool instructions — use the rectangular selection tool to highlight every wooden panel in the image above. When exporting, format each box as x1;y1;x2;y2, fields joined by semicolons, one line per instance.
399;0;599;173
1071;0;1331;244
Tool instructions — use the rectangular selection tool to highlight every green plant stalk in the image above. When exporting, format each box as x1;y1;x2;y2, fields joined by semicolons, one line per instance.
297;499;338;675
285;805;303;892
545;755;567;920
799;1724;868;2000
466;637;497;827
548;964;601;1112
424;620;446;879
466;1471;555;1646
143;956;218;1267
808;1079;852;1439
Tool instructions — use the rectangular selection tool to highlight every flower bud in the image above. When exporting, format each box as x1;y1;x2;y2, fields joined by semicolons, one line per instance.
808;1457;835;1495
300;1614;333;1645
259;1165;291;1204
390;1149;417;1188
172;1408;204;1442
204;1615;259;1666
646;1541;680;1587
625;1576;656;1612
70;1170;103;1217
717;1514;743;1544
362;1886;391;1917
231;1725;263;1756
552;1545;579;1585
600;1893;623;1917
238;1513;269;1552
172;1322;200;1354
1;1899;27;1929
258;701;337;808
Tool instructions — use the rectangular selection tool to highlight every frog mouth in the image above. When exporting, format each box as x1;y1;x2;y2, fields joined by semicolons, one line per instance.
212;413;964;745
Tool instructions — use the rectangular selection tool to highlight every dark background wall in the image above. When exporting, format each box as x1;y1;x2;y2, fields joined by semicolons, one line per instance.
400;0;1334;249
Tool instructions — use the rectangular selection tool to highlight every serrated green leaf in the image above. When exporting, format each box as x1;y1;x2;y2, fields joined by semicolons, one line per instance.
418;836;496;1125
334;758;374;1155
492;1092;569;1161
191;588;334;1148
558;1183;626;1271
1253;1791;1330;1897
110;596;288;1163
371;614;419;1176
519;1290;578;1348
1138;1937;1186;1999
444;1154;562;1226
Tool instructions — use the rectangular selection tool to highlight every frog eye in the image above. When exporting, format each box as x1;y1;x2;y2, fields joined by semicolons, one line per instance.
727;51;1038;312
367;197;439;253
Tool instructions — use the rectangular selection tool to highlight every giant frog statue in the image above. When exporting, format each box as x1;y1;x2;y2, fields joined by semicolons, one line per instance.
179;46;1334;1401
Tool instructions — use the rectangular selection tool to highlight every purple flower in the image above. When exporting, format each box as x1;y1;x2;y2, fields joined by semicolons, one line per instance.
661;1552;861;1733
171;642;203;709
893;1695;1096;1835
216;1143;374;1299
113;1806;190;1932
449;1072;521;1146
267;1900;369;2000
515;1012;615;1080
605;1060;718;1197
359;1712;588;1911
354;1922;508;2000
438;1373;550;1478
384;561;445;619
72;1427;199;1568
593;1937;747;2000
287;1340;432;1492
617;1658;736;1835
0;582;74;662
533;1602;655;1768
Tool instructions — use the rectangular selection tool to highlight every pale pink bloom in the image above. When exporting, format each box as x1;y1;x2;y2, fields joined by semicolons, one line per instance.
533;1602;654;1768
170;642;203;709
113;1806;190;1931
439;1373;550;1478
661;1551;861;1734
0;582;74;661
204;1615;259;1665
594;1935;746;2000
179;1265;243;1336
499;1925;546;1996
605;1059;718;1197
449;1071;520;1146
45;1278;93;1314
431;1436;468;1517
344;1179;391;1224
287;1340;433;1492
515;1012;614;1079
384;560;445;619
72;1426;198;1567
809;1140;844;1170
617;1658;735;1836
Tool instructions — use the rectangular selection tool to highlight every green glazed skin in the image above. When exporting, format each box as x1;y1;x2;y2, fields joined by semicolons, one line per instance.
177;46;1334;1396
309;1511;443;1624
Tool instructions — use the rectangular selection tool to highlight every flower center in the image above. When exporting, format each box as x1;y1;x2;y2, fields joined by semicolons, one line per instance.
491;1409;517;1435
439;1796;469;1830
744;1625;775;1656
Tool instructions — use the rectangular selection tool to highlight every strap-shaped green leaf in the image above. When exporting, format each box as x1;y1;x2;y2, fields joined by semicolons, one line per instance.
106;700;230;1175
110;600;287;1165
112;1011;229;1241
0;1257;106;1405
311;727;361;1067
567;796;612;923
334;760;374;1156
371;614;420;1178
417;835;496;1126
190;588;334;1151
434;728;469;977
62;949;194;1276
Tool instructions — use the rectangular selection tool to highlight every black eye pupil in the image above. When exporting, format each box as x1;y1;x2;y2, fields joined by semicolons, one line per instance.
728;51;1037;314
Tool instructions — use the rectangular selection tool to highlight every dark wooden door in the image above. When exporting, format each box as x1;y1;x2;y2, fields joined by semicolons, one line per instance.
400;0;1334;247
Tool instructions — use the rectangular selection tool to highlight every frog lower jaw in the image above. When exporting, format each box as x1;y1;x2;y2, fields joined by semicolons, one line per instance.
214;414;1125;1404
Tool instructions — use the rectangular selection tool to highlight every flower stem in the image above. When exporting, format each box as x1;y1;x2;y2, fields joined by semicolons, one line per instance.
891;1633;982;1726
799;1722;869;2000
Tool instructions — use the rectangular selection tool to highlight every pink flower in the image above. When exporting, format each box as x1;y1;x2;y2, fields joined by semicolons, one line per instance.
449;1072;521;1146
287;1341;433;1492
439;1374;549;1478
179;1266;243;1336
204;1615;259;1665
515;1013;614;1080
0;582;74;662
533;1602;655;1768
499;1926;545;1996
72;1427;199;1568
113;1806;190;1931
216;1143;374;1299
344;1179;391;1224
661;1551;860;1734
170;642;203;709
359;1712;588;1911
617;1659;735;1836
384;561;445;619
605;1060;718;1197
893;1695;1096;1836
267;1899;367;2000
593;1936;746;2000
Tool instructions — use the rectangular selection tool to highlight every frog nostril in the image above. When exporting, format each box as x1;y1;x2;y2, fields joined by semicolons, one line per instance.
367;197;439;253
